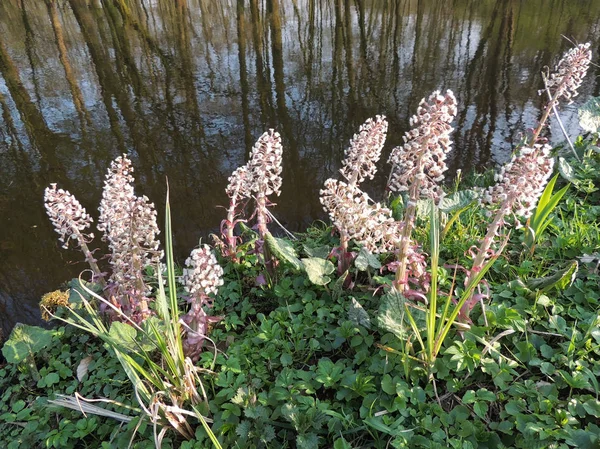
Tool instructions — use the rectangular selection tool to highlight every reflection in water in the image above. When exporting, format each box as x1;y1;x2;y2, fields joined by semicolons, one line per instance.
1;0;599;335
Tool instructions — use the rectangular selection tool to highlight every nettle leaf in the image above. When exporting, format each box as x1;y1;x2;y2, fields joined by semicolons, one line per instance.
2;324;54;364
297;433;319;449
265;233;303;270
348;297;371;329
355;247;381;271
301;257;335;286
439;189;479;213
578;96;600;133
376;290;408;339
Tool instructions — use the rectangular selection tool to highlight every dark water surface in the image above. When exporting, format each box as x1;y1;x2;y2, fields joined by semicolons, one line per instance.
1;0;600;335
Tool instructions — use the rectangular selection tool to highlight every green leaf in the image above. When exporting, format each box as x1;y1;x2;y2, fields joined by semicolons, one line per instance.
527;261;578;292
348;297;371;329
297;433;319;449
265;233;303;270
376;290;408;339
439;190;479;213
67;279;102;305
578;96;600;133
355;247;381;271
473;402;488;419
108;321;138;350
44;372;60;386
303;244;330;259
558;157;576;182
1;324;54;364
280;353;293;367
333;437;352;449
301;257;335;285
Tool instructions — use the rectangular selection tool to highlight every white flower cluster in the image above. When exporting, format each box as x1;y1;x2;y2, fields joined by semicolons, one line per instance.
388;90;457;202
248;129;283;197
339;115;388;185
482;144;555;218
44;184;94;249
97;155;162;295
541;43;592;105
226;165;252;202
182;245;224;297
320;178;402;254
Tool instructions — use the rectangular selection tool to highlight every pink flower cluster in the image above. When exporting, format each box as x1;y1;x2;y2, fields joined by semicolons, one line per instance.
339;115;388;186
387;90;457;202
44;184;94;249
248;129;283;197
481;144;554;218
320;178;401;254
541;43;592;105
182;245;224;298
98;155;162;297
226;165;252;203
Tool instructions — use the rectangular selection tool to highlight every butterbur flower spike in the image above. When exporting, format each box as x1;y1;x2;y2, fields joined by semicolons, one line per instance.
248;129;283;198
98;155;163;312
44;184;104;282
482;143;555;219
541;42;592;106
339;115;388;187
387;90;457;202
181;245;224;361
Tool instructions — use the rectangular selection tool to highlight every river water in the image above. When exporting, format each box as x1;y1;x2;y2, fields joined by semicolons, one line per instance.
1;0;599;337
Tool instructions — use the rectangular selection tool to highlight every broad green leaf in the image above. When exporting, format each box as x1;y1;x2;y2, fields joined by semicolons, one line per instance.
108;321;138;350
348;297;371;329
266;233;303;270
416;199;434;220
578;96;600;133
303;244;330;259
297;433;319;449
355;247;381;271
527;261;578;292
301;257;335;285
376;290;408;339
333;437;352;449
439;190;479;213
1;324;54;364
558;157;576;182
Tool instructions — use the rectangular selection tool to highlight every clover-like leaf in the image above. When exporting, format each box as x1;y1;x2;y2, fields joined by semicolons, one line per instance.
302;257;335;285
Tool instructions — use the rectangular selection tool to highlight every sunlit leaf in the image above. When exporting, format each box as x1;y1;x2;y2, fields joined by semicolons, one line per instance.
376;290;408;339
1;324;54;364
439;189;479;213
578;96;600;133
355;247;381;271
301;257;335;285
348;297;371;329
266;232;303;270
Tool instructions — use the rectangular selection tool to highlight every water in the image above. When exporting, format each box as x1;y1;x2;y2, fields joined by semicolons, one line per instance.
1;0;599;337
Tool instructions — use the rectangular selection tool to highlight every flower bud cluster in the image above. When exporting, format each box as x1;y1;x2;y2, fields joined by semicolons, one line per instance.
320;178;402;254
482;144;554;218
388;90;457;202
182;245;224;298
98;155;162;296
541;43;592;105
44;184;94;249
339;116;388;185
248;129;283;197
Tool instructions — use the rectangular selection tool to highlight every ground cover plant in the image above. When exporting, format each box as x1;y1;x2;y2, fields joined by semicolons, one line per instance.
1;42;600;449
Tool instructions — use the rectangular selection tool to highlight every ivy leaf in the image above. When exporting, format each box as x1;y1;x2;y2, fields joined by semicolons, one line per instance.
376;290;408;339
265;233;303;270
301;257;335;285
1;324;54;364
578;96;600;133
348;297;371;329
355;247;381;271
